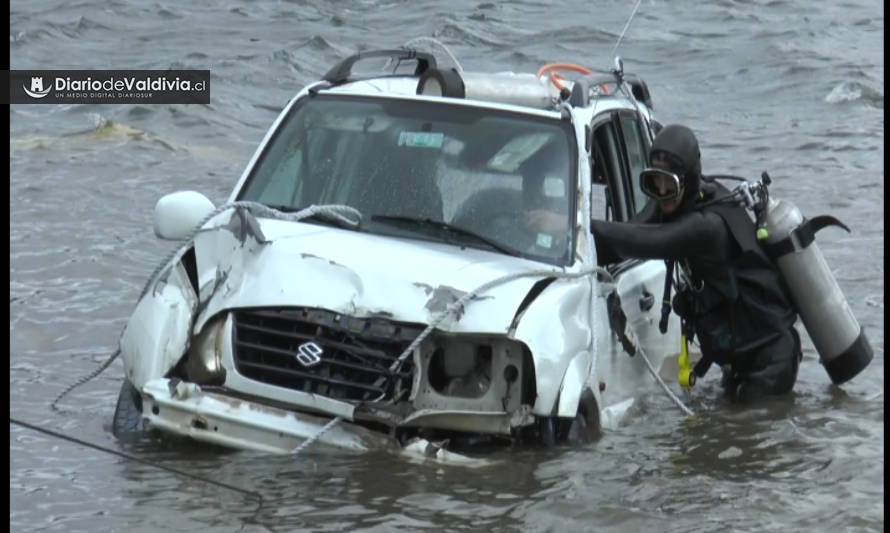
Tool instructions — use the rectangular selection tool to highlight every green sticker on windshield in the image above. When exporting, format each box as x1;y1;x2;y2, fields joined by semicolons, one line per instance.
398;131;444;148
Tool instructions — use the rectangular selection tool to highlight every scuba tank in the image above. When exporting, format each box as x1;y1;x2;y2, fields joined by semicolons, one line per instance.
742;174;874;385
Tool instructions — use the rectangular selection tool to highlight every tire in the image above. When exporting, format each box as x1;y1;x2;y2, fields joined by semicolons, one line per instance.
536;415;588;446
561;409;600;444
111;379;148;441
567;390;602;444
552;389;603;445
537;416;558;447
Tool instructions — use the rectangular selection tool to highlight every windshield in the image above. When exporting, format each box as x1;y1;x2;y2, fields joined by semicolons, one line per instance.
238;94;578;265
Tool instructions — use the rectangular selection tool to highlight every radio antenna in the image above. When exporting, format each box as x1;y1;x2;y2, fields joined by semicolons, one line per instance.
609;0;644;61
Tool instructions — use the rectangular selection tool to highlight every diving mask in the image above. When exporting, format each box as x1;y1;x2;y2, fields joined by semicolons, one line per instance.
639;167;684;201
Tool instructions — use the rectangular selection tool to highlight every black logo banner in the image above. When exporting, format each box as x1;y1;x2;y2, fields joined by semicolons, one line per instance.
8;70;210;104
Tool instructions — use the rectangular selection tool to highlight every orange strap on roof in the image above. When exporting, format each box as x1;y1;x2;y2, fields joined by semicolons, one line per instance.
536;62;593;90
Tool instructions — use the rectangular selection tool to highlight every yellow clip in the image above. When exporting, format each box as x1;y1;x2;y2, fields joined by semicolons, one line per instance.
756;227;770;240
678;334;695;388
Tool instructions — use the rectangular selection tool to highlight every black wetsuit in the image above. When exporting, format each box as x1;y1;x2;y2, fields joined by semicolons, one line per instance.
591;185;801;403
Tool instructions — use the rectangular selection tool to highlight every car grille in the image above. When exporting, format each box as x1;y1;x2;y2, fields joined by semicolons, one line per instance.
231;307;420;403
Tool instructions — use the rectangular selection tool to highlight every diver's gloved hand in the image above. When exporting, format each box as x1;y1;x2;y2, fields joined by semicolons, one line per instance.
671;290;694;319
607;291;626;337
671;288;697;341
607;291;637;356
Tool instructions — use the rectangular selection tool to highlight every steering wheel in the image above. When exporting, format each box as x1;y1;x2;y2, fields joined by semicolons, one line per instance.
488;210;540;251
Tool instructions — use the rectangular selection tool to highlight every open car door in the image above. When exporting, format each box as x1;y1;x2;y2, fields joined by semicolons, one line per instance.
590;110;681;426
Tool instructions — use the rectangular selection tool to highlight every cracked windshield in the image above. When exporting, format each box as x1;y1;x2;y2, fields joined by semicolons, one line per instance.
239;96;577;264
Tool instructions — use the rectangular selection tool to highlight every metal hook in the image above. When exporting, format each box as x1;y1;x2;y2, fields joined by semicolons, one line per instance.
612;56;624;84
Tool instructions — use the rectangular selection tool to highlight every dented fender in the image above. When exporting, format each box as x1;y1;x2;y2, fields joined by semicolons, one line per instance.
511;275;594;416
119;259;198;389
120;206;263;389
556;349;599;418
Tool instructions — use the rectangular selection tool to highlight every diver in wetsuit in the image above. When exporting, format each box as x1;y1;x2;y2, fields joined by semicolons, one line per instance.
591;124;802;404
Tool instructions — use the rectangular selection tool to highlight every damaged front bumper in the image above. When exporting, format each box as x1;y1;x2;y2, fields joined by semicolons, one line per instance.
141;378;390;454
139;378;505;467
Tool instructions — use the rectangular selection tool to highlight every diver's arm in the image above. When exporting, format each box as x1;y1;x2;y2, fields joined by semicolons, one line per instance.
592;198;659;264
591;210;731;262
629;199;660;224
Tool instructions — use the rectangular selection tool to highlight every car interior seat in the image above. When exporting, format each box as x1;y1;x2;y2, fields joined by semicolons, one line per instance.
349;134;444;220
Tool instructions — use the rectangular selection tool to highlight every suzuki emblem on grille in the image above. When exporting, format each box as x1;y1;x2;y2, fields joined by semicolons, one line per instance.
296;341;323;367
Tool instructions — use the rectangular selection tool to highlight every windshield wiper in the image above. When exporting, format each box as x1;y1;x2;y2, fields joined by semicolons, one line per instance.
263;204;363;230
264;204;301;213
371;215;519;256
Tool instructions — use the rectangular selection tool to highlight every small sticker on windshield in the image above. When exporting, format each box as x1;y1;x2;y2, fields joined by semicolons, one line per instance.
398;131;444;148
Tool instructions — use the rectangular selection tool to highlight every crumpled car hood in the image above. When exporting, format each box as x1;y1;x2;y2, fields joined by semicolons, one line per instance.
192;212;558;334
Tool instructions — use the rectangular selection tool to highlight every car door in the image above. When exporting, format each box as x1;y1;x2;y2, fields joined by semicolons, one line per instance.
590;111;679;380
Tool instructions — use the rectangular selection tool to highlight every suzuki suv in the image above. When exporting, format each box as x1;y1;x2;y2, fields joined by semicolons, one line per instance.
112;44;680;459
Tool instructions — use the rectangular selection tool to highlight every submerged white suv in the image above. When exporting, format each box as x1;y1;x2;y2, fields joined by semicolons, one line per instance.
112;44;680;458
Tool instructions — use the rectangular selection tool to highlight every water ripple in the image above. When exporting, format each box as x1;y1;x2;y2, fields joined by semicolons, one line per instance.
825;81;884;108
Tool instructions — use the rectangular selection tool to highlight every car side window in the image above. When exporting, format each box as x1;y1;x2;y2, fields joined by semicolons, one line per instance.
590;142;611;221
591;119;629;222
618;113;651;216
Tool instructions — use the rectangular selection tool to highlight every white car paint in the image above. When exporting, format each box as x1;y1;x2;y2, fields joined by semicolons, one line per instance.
115;46;682;456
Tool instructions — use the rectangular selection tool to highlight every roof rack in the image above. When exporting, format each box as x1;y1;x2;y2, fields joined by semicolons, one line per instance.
568;72;653;109
322;48;438;85
321;47;654;112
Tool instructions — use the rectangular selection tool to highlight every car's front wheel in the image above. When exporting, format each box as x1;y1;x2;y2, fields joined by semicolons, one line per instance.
111;379;148;441
537;390;602;446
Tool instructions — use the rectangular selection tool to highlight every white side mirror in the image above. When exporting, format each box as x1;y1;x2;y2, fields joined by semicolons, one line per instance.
153;190;216;240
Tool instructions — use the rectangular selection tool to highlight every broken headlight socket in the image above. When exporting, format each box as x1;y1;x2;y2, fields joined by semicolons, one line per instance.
428;341;493;398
